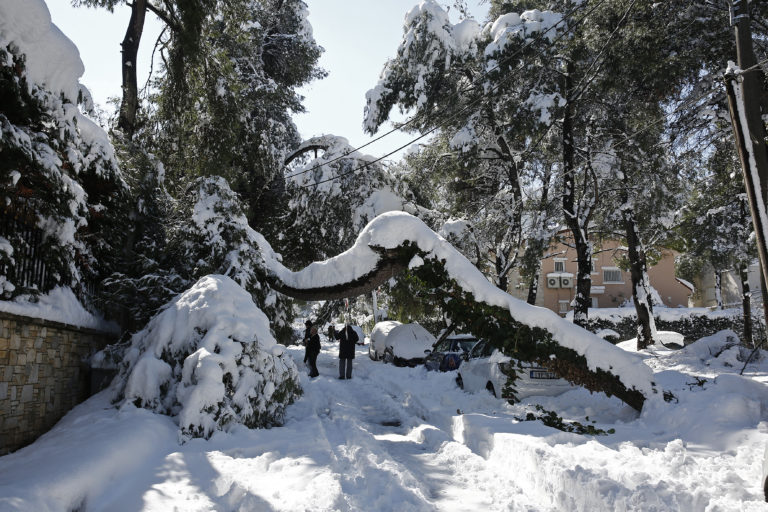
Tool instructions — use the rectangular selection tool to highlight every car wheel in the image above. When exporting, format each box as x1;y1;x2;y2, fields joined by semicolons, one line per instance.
456;374;464;389
486;381;497;398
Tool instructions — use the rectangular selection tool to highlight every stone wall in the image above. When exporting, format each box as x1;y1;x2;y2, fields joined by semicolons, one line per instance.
0;311;117;454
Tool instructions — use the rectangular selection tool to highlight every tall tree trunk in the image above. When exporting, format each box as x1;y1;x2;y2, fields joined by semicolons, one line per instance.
118;0;147;137
495;258;510;292
526;165;552;305
494;132;523;292
526;257;541;305
740;261;754;348
372;289;380;322
621;199;657;350
561;61;592;327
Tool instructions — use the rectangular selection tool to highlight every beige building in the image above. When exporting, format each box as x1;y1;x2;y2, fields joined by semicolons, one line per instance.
509;237;693;316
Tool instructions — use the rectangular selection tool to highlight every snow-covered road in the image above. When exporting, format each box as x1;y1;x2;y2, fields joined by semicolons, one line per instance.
1;333;767;511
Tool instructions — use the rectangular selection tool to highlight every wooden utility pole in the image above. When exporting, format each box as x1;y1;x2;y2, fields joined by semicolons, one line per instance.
724;0;768;329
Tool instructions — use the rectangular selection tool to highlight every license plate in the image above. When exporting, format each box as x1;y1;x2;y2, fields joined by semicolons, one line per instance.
529;369;558;379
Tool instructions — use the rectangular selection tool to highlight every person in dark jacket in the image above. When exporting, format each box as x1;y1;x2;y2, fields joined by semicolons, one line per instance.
302;319;312;364
335;323;359;379
306;325;321;378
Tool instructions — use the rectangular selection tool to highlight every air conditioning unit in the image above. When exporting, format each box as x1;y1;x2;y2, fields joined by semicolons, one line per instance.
546;276;560;288
560;276;573;288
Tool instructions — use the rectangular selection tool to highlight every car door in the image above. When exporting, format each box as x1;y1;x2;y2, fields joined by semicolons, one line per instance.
459;339;495;392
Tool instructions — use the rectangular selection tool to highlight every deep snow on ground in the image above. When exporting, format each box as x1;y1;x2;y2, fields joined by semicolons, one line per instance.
0;327;767;511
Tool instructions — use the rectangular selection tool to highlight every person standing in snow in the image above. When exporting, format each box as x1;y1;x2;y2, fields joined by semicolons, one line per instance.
336;323;358;379
302;319;313;365
306;325;321;378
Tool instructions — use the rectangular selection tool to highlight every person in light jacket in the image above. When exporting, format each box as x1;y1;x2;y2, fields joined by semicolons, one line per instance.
336;323;359;379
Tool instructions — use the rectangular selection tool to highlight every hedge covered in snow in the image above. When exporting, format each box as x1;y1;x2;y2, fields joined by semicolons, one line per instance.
112;275;301;441
572;307;759;344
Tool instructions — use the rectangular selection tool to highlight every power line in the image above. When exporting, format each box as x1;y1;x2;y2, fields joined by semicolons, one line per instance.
595;64;767;157
295;0;609;189
286;0;604;182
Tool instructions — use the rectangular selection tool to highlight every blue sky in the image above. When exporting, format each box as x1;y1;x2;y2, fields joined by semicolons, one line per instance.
48;0;488;161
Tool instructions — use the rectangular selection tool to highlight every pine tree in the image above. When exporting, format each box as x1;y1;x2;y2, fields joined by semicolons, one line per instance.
364;1;566;291
147;0;324;233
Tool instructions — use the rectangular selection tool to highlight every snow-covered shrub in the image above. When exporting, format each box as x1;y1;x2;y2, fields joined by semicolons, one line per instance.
113;274;301;441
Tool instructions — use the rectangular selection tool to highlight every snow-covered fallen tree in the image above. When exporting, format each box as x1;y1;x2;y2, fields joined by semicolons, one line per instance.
112;275;301;441
257;211;656;410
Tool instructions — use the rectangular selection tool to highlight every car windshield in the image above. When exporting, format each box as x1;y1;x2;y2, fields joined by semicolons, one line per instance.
470;340;485;358
444;335;477;352
457;339;477;352
469;339;495;358
433;339;451;352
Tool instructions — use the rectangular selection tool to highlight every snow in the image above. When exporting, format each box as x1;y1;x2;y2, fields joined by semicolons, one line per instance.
580;305;742;323
1;323;766;510
0;286;118;332
353;188;408;229
483;9;563;57
0;0;83;103
258;211;654;398
676;277;695;293
0;0;116;161
385;322;436;359
439;218;472;239
370;320;402;357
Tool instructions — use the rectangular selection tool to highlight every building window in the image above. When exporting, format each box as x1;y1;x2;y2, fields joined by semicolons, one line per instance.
554;259;566;272
591;297;599;308
591;258;599;275
603;267;623;283
558;300;570;314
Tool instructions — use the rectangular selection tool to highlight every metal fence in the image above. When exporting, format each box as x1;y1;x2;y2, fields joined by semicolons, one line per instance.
0;198;55;293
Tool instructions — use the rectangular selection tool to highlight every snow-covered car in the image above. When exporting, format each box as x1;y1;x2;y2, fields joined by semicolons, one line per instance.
456;338;574;400
383;323;436;367
369;321;401;360
424;334;479;372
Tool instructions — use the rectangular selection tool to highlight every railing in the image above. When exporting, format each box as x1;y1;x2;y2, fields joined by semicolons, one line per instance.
0;197;55;293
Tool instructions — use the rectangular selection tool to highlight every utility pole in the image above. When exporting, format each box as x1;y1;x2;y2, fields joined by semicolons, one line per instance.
724;0;768;329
